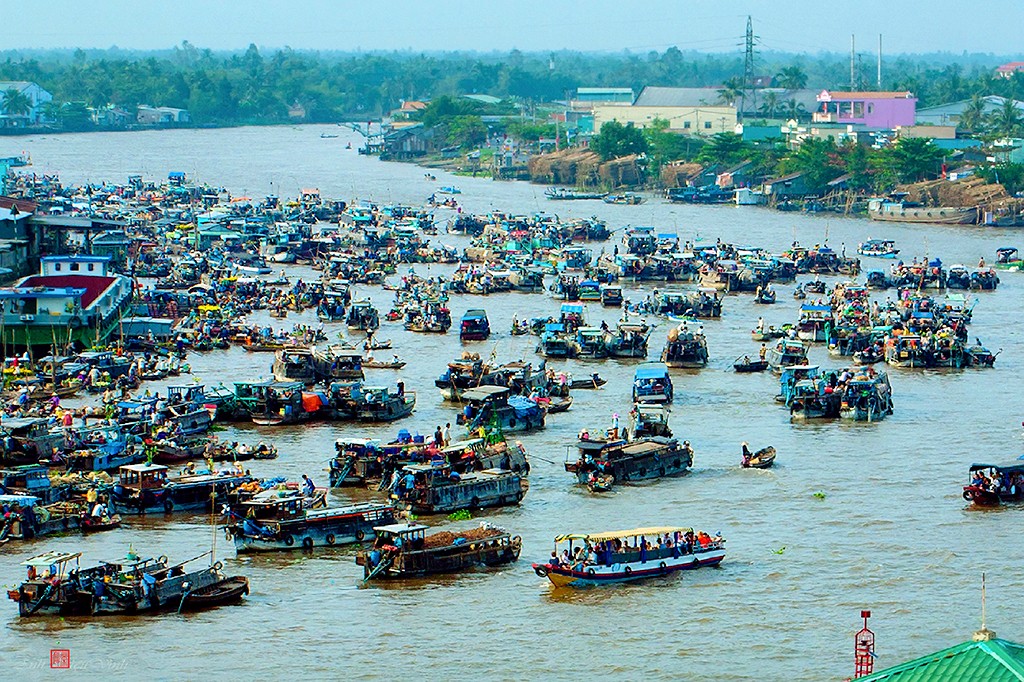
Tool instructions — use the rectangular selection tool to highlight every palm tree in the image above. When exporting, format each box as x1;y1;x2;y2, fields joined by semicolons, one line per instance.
717;77;745;106
784;98;808;122
957;95;987;134
759;92;781;119
775;66;808;91
39;100;63;124
2;87;32;118
989;97;1023;138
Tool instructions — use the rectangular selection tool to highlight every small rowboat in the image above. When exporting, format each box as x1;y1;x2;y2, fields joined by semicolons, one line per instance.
269;309;288;319
181;576;249;610
804;280;826;294
587;474;614;493
754;289;776;304
751;327;787;342
569;374;607;390
367;339;393;350
545;396;573;414
742;446;775;469
734;357;769;373
362;359;406;369
81;514;122;534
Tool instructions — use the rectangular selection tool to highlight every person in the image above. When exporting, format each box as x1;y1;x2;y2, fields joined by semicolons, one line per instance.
434;425;443;447
756;317;765;333
443;423;451;446
301;474;315;496
759;343;767;361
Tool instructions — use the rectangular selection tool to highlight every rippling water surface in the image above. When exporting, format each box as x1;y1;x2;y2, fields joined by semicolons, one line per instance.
2;125;1023;681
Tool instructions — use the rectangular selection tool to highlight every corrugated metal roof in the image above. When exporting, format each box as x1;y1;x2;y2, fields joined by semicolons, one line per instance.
633;86;732;108
861;638;1024;681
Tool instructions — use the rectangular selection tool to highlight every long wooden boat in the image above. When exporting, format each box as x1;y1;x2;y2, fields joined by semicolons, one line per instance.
179;576;249;610
356;523;521;580
532;526;725;587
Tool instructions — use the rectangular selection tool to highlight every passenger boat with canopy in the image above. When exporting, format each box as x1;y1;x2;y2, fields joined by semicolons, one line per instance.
531;526;725;587
962;463;1024;506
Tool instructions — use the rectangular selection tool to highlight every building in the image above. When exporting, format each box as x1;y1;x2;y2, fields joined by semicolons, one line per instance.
136;105;191;125
571;88;634;111
996;61;1024;79
381;123;436;160
0;81;53;126
814;90;917;129
860;631;1024;681
593;87;736;136
391;100;428;120
916;96;1024;127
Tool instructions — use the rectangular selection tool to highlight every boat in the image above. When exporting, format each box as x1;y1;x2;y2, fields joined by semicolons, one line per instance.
661;328;709;369
80;514;122;534
630;403;672;439
362;357;406;369
858;239;899;258
389;463;527;514
228;492;395;552
867;197;978;225
531;526;725;587
751;326;787;342
995;247;1024;271
606;322;651;358
346;300;380;332
109;463;253;515
271;346;318;385
796;304;831;342
350;385;416;422
766;339;809;373
741;445;775;469
566;436;692;485
438;186;462;195
632;362;673;403
179;576;249;610
754;287;777;304
963;463;1024;506
840;371;894;421
600;284;623;307
733;356;769;373
604;192;645;205
569;373;606;390
545;187;607;201
459;309;491;341
457;385;546;433
356;522;521;580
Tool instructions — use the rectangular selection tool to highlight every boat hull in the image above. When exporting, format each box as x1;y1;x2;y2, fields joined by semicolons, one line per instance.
535;548;725;587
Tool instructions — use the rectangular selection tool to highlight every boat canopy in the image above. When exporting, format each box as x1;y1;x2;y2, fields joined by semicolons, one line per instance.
634;363;669;380
555;526;693;543
560;303;584;314
22;551;81;566
969;463;1024;474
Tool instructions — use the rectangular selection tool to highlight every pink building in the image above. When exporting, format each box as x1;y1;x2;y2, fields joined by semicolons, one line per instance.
814;90;917;129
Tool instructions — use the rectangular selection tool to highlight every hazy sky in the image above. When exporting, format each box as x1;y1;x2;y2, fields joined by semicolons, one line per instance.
8;0;1024;56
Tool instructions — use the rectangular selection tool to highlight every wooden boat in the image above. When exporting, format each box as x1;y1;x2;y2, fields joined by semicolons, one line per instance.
362;358;406;369
532;526;725;587
567;437;692;485
81;514;122;534
180;576;249;610
742;446;775;469
269;308;288;319
366;338;393;350
569;374;606;390
754;288;777;304
586;474;614;493
544;396;573;414
356;522;521;580
963;463;1024;506
751;326;787;342
734;357;769;373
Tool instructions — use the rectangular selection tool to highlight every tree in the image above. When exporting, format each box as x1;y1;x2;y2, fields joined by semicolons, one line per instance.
1;87;31;118
888;137;944;183
643;118;696;172
978;163;1024;196
759;92;781;119
840;141;874;192
445;115;487;148
958;94;987;134
989;97;1023;138
591;120;649;161
775;66;808;90
717;77;744;106
783;98;808;122
786;137;843;193
695;132;752;167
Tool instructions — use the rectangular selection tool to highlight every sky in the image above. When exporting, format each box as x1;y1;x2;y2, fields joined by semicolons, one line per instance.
6;0;1024;56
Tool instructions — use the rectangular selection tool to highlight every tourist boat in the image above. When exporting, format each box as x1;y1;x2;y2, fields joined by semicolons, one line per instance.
457;386;546;433
963;463;1024;506
228;491;395;552
271;346;317;385
362;357;406;369
600;284;623;307
796;304;831;342
545;187;607;200
531;526;725;587
661;329;708;369
459;309;491;341
356;522;521;580
438;186;461;195
733;356;768;373
346;299;380;332
390;463;527;514
742;446;775;469
840;371;894;421
766;338;809;373
995;247;1024;271
632;362;673;403
858;239;899;258
946;265;971;289
566;436;692;485
630;403;672;439
109;463;253;515
867;197;978;225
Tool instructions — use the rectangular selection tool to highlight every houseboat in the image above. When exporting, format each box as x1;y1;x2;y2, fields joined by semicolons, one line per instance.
632;362;674;403
346;299;380;332
661;329;709;369
459;309;491;341
867;197;978;225
356;522;521;580
566;436;692;485
349;385;416;422
532;526;725;587
840;371;894;422
766;338;809;373
271;346;318;385
109;463;253;515
457;385;546;433
0;255;134;349
227;491;395;552
390;463;527;514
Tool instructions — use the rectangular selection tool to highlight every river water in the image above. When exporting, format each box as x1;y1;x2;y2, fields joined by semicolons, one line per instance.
2;124;1023;681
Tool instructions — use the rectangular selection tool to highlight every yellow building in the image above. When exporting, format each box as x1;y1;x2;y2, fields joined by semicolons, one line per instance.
592;87;737;136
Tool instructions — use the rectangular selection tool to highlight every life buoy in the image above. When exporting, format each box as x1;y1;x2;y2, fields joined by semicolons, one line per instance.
213;561;223;571
355;529;365;541
163;499;174;514
302;537;314;550
659;562;668;572
326;534;336;545
624;566;633;575
962;490;973;501
586;567;596;576
283;534;294;546
534;565;549;577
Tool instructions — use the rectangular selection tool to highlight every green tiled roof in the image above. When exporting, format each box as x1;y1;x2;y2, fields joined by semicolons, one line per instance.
861;638;1024;681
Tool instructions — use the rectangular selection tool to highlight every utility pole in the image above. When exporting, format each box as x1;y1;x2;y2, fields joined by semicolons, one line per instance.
877;34;883;89
850;34;856;90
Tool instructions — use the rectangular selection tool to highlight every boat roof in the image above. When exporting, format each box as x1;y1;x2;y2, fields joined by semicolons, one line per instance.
442;438;483;452
560;303;584;314
0;493;40;506
970;463;1024;473
634;363;669;379
22;551;82;566
555;526;693;542
460;385;510;400
375;522;428;534
120;463;169;473
335;437;381;447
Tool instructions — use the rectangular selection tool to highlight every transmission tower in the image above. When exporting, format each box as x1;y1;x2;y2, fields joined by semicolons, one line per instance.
742;16;757;118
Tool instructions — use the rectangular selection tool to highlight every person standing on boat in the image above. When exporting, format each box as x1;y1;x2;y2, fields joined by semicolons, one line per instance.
759;344;767;361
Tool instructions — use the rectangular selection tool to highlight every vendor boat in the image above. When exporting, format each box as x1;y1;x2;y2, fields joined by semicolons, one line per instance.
532;526;725;587
566;436;692;485
661;330;709;369
733;356;768;373
110;463;253;515
766;338;808;373
357;522;521;580
389;463;527;514
858;239;899;258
